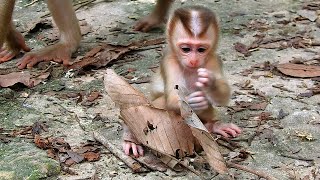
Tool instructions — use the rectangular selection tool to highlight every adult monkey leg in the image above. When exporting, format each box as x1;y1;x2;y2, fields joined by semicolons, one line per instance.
134;0;174;32
0;0;14;48
17;0;81;69
0;0;30;63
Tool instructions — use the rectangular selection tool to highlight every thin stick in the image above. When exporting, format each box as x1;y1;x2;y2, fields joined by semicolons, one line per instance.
227;162;277;180
74;0;97;11
24;0;39;7
280;153;314;162
40;0;98;18
74;115;86;131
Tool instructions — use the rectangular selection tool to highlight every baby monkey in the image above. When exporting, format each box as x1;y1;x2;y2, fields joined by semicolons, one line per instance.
123;6;242;157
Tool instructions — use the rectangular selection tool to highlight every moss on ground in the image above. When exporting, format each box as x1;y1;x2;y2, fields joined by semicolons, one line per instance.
0;142;60;180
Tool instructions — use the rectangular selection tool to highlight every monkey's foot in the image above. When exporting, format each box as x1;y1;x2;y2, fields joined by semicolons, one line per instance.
123;140;144;158
17;42;75;69
205;121;242;138
0;30;30;63
134;13;164;32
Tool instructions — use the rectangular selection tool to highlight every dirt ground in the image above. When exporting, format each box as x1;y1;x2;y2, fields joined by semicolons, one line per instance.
0;0;320;179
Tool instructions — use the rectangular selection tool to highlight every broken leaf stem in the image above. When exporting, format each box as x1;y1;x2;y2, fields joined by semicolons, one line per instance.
227;161;277;180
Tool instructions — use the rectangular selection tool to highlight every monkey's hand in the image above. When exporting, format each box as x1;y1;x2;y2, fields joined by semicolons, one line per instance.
123;141;144;158
123;124;144;157
186;91;209;111
0;29;30;63
16;41;75;69
205;121;242;138
195;68;216;88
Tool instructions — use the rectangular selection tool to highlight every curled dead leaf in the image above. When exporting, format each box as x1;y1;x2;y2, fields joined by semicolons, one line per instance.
83;152;100;161
277;63;320;77
67;150;84;163
87;91;100;102
34;134;51;149
0;71;50;88
234;42;251;56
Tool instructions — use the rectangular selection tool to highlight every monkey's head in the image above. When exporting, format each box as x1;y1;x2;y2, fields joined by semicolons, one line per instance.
166;6;219;69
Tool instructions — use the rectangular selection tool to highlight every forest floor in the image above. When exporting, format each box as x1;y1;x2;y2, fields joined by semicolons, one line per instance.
0;0;320;179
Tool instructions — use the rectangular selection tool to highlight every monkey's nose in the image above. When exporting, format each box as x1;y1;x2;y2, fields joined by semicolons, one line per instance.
190;60;198;67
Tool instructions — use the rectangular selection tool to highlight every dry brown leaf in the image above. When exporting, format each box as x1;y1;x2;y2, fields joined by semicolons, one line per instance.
104;69;227;174
82;152;100;161
67;150;84;163
0;71;49;87
104;69;149;109
277;63;320;77
87;91;100;102
234;42;251;56
34;134;51;149
24;18;53;34
249;101;268;110
232;101;268;111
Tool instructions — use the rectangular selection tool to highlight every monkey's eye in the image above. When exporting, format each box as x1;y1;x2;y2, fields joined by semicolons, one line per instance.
181;47;191;53
197;47;206;53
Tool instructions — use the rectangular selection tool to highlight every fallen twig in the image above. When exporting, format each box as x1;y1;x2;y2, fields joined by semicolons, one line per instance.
74;0;98;11
41;0;98;18
227;161;277;180
280;153;314;162
74;115;86;131
24;0;39;7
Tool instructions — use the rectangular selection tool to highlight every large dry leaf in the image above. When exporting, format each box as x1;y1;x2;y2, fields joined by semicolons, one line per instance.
104;69;227;174
104;69;194;157
0;71;50;88
277;63;320;77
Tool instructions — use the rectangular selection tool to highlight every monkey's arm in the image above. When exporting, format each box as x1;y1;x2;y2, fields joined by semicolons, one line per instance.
134;0;174;32
198;58;231;106
207;78;230;106
163;57;183;113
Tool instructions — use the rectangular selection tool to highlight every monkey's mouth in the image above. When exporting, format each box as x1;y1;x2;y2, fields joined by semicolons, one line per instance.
186;64;201;69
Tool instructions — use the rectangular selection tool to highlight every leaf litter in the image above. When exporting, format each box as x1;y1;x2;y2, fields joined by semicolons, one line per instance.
0;121;102;173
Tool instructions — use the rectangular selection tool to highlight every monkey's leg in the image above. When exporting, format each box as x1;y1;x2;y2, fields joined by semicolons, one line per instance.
198;108;242;138
134;0;173;32
17;0;81;69
0;0;14;47
0;0;30;63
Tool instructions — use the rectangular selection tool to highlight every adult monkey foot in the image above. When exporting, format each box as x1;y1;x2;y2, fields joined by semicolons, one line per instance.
0;28;31;63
